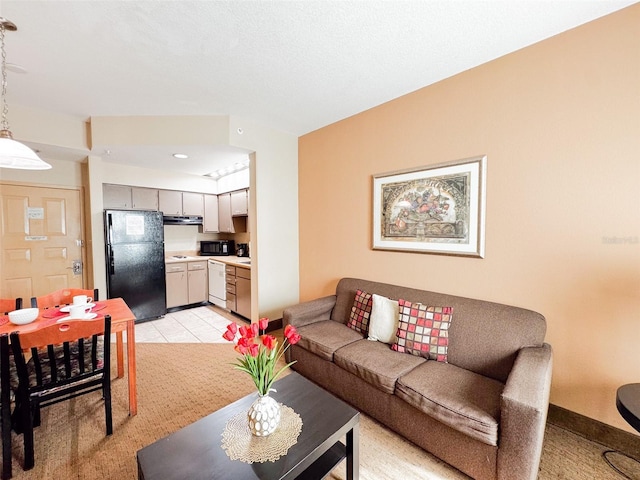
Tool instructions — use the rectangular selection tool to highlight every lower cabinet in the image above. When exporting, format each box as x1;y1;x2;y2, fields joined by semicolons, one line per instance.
187;261;208;304
225;265;251;319
235;267;251;319
166;263;188;308
166;261;208;308
225;265;236;312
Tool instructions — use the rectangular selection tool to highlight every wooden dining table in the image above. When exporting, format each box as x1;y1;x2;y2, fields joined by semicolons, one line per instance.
0;297;138;416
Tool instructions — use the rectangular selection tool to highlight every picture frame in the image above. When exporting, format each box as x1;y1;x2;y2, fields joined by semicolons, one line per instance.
372;155;486;257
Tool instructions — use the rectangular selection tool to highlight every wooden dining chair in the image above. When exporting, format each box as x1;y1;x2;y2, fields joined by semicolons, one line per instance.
0;298;22;315
0;299;21;478
10;315;112;470
0;334;12;480
30;288;98;309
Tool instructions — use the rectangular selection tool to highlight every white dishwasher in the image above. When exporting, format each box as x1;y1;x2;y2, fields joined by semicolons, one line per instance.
208;259;226;308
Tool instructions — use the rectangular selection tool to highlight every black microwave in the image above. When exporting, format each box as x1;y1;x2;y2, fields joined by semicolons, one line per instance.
200;240;235;256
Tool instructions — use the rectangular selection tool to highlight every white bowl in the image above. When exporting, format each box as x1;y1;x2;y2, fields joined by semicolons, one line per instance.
8;308;39;325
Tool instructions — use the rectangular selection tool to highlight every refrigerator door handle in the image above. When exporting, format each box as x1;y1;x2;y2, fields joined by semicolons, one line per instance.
107;245;115;275
106;212;114;245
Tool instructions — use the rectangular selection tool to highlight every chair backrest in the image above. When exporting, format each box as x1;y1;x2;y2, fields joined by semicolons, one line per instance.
31;288;99;309
0;298;22;315
0;333;11;479
10;315;111;388
11;315;109;352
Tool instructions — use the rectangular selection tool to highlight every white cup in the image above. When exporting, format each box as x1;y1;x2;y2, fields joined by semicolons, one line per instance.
73;294;92;305
69;304;92;319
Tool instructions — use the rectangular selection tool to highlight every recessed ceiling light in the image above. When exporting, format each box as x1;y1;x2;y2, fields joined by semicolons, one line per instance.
173;153;188;159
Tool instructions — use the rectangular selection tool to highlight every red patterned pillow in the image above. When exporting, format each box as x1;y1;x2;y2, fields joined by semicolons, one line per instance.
347;289;372;334
391;299;453;362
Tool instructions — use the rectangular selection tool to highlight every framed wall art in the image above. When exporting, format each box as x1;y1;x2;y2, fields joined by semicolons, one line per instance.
372;155;486;257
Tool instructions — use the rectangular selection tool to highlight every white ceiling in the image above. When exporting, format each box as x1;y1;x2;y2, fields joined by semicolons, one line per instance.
2;0;635;176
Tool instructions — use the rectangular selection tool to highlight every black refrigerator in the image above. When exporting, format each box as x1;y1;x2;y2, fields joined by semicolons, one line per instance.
104;209;167;322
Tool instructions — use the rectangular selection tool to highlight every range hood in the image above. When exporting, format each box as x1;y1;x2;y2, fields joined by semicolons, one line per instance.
162;215;203;225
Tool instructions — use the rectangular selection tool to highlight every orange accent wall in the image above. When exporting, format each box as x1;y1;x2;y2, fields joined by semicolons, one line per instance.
298;5;640;433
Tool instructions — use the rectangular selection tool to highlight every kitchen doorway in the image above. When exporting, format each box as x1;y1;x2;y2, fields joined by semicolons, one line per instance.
0;183;86;300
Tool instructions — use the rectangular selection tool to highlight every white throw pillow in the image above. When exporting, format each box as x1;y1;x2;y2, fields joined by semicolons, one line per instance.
367;294;400;344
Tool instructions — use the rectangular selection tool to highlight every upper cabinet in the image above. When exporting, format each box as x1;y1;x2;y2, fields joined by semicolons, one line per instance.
158;190;182;215
159;190;204;216
132;187;159;210
219;189;249;233
230;189;248;216
182;192;204;216
103;184;158;210
203;194;219;233
217;193;234;233
103;185;245;230
103;184;132;209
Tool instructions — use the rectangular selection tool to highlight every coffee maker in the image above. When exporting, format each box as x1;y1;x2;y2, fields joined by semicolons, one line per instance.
236;243;249;257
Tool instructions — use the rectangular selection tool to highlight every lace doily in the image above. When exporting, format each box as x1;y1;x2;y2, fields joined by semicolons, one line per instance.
221;404;303;463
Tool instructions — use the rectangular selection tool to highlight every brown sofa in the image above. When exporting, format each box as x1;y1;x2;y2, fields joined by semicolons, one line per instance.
283;277;553;480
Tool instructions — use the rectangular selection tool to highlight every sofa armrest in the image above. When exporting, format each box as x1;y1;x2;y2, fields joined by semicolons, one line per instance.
283;295;337;329
498;343;553;480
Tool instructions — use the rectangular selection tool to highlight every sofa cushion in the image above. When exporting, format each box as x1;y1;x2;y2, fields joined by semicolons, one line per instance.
367;294;399;344
296;321;364;361
334;278;547;383
346;289;372;334
334;339;426;394
392;300;453;362
396;361;504;446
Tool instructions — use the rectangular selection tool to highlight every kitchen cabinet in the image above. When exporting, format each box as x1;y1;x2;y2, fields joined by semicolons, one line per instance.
104;184;159;210
230;189;248;216
159;190;182;215
187;261;208;304
103;184;132;209
182;192;204;216
235;266;251;319
225;265;236;311
166;260;208;308
166;263;188;308
225;264;250;319
203;194;219;233
132;187;159;210
218;193;234;233
159;190;204;216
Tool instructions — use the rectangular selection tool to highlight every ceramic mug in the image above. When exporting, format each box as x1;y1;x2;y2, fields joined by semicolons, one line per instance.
72;294;93;305
69;304;92;319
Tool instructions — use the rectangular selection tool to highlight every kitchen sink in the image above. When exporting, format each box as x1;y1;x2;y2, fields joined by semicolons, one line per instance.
238;260;251;264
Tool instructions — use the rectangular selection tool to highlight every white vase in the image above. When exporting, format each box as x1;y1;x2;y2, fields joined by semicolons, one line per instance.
247;393;281;437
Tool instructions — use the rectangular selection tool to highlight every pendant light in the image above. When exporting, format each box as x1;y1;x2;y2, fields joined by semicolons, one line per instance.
0;17;51;170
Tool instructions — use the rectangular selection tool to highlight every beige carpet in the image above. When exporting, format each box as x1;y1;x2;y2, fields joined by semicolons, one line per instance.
4;343;639;479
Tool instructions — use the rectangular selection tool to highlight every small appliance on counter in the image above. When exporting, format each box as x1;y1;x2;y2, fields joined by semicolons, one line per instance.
236;243;249;257
200;240;235;256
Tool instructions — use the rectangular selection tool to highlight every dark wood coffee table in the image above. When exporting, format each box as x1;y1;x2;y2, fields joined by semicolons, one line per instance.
617;383;640;432
137;372;360;480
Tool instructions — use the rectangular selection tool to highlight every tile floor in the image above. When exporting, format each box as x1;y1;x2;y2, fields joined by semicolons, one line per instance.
130;305;248;343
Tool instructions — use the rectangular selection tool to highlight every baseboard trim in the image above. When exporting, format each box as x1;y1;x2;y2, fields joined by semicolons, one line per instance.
548;404;640;461
265;318;283;333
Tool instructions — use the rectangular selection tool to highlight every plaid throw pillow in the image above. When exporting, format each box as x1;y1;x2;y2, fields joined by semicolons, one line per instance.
347;289;372;334
392;299;453;362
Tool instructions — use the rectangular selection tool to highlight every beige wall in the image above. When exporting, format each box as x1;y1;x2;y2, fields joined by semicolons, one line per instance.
298;5;640;433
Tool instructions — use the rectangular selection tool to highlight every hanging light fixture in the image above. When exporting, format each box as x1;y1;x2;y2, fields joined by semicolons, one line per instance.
0;17;51;170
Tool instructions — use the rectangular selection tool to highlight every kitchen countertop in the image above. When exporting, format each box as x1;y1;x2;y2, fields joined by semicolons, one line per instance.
165;254;251;269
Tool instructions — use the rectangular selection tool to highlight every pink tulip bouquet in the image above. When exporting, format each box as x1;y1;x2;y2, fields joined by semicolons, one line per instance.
223;317;301;395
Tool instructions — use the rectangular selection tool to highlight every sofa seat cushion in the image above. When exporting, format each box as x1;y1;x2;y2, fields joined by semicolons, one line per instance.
334;339;426;394
396;361;504;446
296;320;364;361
